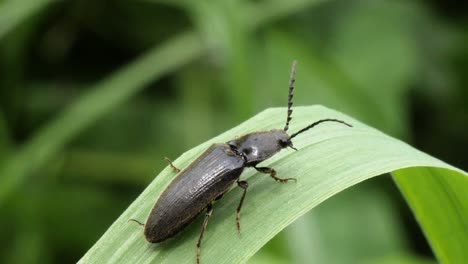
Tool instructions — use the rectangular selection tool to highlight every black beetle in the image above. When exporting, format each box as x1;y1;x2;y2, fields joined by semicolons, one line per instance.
130;61;352;263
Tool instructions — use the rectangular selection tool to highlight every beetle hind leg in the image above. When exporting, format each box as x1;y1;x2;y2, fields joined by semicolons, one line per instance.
197;203;213;264
236;180;249;234
254;166;297;183
164;157;181;173
128;219;145;227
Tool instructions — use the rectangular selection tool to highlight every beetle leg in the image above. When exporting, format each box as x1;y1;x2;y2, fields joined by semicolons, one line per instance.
197;203;213;264
236;180;249;234
164;157;181;173
128;218;145;227
254;166;297;183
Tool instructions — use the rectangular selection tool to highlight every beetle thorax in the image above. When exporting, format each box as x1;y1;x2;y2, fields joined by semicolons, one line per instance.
227;129;290;166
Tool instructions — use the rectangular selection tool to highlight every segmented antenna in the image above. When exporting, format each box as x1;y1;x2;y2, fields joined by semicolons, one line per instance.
290;119;352;139
284;60;297;132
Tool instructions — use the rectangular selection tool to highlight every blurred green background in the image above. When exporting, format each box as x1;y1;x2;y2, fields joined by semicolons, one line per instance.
0;0;467;263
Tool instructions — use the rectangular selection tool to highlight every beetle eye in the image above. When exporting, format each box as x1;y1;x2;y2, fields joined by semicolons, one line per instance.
278;140;288;148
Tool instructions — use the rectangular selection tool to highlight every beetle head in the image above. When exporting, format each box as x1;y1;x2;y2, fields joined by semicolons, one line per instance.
227;129;293;166
228;61;352;166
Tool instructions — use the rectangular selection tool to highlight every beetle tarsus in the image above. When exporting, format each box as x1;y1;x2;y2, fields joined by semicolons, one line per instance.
164;157;181;173
236;180;249;234
197;203;213;264
128;218;145;227
254;166;297;183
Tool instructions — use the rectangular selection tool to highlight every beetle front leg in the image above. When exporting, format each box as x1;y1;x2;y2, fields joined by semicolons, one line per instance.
197;203;213;264
236;180;248;234
254;166;297;183
164;157;181;173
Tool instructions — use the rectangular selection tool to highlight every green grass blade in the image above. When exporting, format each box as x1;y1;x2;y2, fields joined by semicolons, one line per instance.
0;0;54;39
79;106;467;264
393;168;468;263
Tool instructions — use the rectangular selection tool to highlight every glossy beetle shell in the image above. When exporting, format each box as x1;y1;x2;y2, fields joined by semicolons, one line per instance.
144;143;245;243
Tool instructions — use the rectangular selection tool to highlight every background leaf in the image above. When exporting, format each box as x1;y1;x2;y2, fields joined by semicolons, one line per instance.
0;0;54;39
0;31;204;205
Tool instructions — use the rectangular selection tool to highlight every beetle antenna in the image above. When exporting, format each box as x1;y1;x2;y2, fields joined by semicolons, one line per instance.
284;60;297;132
290;119;352;139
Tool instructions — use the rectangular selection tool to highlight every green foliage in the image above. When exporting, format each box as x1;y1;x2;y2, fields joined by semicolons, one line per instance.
0;0;54;39
1;0;467;263
0;31;204;205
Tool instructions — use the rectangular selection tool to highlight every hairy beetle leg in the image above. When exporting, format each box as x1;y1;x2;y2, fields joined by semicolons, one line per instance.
164;157;181;173
254;166;297;183
128;218;145;227
236;180;249;234
197;203;213;264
